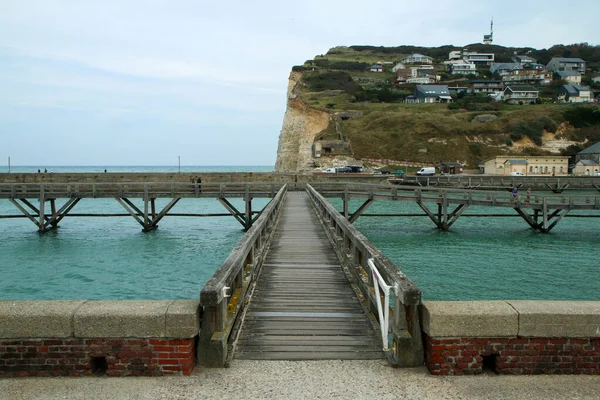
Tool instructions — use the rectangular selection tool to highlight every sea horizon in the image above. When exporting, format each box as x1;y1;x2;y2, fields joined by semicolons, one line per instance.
0;165;275;174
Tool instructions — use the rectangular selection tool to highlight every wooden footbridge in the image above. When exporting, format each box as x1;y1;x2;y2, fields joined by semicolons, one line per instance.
199;185;423;367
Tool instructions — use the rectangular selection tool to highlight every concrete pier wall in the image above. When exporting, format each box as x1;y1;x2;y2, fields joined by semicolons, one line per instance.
421;301;600;375
0;300;199;377
0;172;390;184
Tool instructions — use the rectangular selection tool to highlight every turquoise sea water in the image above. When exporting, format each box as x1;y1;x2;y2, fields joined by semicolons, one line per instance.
0;167;598;301
340;199;600;301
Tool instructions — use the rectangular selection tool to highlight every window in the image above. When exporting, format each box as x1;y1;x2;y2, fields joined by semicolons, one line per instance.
560;166;564;173
529;166;533;173
544;166;548;174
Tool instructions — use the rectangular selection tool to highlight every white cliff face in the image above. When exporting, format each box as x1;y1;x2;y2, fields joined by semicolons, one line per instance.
274;71;331;172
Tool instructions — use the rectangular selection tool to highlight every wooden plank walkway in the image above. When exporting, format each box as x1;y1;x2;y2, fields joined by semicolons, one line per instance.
235;192;384;360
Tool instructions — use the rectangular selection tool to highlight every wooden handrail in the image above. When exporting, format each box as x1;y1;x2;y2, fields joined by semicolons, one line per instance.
197;184;287;367
306;184;423;367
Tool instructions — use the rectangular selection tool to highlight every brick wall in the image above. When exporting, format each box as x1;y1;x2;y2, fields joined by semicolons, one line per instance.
425;335;600;375
0;338;196;377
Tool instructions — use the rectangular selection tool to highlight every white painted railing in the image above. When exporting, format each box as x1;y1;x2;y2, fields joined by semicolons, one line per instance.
368;258;393;351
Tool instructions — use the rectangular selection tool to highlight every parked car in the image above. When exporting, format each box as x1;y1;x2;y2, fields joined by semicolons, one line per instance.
509;172;524;176
391;170;405;175
323;168;337;173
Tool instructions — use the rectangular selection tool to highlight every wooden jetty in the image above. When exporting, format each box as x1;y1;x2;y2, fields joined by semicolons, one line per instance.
234;192;383;361
389;175;600;193
0;182;285;232
311;183;600;233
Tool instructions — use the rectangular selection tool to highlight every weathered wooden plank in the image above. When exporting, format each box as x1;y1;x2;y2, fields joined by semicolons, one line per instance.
234;192;384;361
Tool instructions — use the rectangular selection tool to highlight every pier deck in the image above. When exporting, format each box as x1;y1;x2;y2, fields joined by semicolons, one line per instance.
234;192;383;360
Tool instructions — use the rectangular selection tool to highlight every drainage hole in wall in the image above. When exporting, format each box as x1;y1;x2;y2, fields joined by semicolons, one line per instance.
91;356;108;375
481;354;498;374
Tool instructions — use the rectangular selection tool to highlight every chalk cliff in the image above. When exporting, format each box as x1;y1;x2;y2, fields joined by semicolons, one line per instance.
274;72;331;172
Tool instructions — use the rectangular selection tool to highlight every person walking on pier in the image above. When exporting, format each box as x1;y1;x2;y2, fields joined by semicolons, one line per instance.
525;187;531;203
511;186;518;202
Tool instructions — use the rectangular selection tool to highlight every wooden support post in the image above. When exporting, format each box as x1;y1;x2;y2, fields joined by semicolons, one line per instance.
343;186;349;219
38;187;45;232
245;189;252;230
49;199;58;229
392;303;424;367
441;192;448;229
542;197;549;232
197;304;228;367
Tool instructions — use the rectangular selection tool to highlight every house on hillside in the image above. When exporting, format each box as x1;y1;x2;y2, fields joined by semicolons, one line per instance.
592;74;600;84
369;64;384;72
407;76;437;84
462;52;495;66
512;55;537;64
546;57;586;73
414;85;452;103
501;63;552;85
391;62;406;72
448;50;495;65
448;61;477;75
556;71;582;84
503;85;539;104
557;85;593;103
468;80;503;93
483;156;569;175
402;54;433;64
490;62;523;76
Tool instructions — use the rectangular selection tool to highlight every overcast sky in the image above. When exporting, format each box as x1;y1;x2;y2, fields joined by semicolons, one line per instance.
1;0;598;167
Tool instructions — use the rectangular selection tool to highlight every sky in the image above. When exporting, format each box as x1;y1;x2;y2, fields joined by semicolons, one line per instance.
0;1;598;167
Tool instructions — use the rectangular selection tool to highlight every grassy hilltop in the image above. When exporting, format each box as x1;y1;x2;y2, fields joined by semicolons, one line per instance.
292;44;600;168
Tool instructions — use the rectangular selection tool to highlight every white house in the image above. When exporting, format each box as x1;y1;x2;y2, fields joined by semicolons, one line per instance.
448;61;477;75
369;64;384;73
556;71;582;84
503;85;539;104
402;54;433;64
557;85;593;103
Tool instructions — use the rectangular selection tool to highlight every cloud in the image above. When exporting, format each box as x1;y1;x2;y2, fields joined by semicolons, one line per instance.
0;0;598;165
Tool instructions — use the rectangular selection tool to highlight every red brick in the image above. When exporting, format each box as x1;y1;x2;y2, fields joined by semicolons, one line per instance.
165;339;192;346
152;346;175;352
157;359;179;365
169;352;193;360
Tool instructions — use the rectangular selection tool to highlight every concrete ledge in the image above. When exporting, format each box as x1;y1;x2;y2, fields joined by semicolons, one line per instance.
0;300;200;339
508;300;600;338
0;301;86;339
421;301;518;337
166;300;201;338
